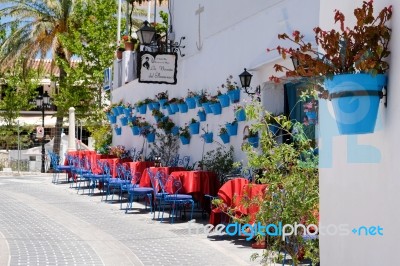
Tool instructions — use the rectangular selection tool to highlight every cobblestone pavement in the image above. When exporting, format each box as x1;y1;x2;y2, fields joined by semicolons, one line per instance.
0;173;263;266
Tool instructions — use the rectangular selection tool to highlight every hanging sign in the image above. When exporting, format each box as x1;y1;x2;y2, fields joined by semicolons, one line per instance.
138;52;177;84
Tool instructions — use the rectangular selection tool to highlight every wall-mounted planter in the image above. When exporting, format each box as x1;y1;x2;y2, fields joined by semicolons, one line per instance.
227;89;240;103
116;106;124;115
235;109;246;121
159;99;168;109
185;97;197;109
170;103;179;113
120;116;128;126
112;107;120;116
147;103;155;111
131;126;140;135
151;102;160;110
268;124;280;135
197;111;206;122
137;104;147;114
180;136;190;145
210;102;222;115
218;94;230;108
123;108;131;117
178;103;188;113
226;123;238;136
166;105;175;115
248;135;259;148
203;132;213;143
189;122;200;135
107;114;116;124
146;132;156;143
114;127;122;135
326;73;386;135
171;126;179;136
219;133;230;144
202;102;213;114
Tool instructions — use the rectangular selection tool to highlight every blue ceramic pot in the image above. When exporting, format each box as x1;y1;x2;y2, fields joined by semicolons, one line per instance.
178;103;188;113
227;89;240;103
197;111;206;122
219;133;230;144
185;97;197;109
189;122;200;135
203;132;213;143
235;109;246;121
180;136;190;145
226;123;238;136
210;102;222;115
218;94;230;108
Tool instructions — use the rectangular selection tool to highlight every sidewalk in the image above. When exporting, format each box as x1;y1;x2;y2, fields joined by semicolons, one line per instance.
0;173;263;265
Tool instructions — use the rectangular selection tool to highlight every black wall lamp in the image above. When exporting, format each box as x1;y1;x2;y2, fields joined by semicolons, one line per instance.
136;20;186;57
239;68;261;101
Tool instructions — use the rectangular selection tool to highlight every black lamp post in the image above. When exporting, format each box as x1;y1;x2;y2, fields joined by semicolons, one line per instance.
239;68;261;101
36;91;50;173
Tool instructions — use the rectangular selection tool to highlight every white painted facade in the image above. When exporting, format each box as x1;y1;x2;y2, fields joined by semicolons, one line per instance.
318;0;398;265
111;0;319;165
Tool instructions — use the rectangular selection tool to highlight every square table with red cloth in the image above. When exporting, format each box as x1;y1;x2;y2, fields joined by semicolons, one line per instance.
139;166;187;188
122;161;155;182
209;178;267;226
64;150;97;165
169;171;220;202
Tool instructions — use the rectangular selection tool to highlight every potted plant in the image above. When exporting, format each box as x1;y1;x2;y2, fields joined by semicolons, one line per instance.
209;96;222;115
135;100;147;114
108;145;129;159
156;90;169;109
226;119;238;136
116;45;125;60
269;1;392;135
202;128;213;144
189;118;200;135
114;125;122;135
218;126;230;144
234;104;246;122
185;89;200;109
179;124;191;145
128;117;140;136
216;89;230;108
245;128;259;148
197;109;207;122
222;75;240;103
176;97;188;113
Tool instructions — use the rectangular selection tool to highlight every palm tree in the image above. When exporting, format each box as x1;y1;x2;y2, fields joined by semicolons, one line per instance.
0;0;77;156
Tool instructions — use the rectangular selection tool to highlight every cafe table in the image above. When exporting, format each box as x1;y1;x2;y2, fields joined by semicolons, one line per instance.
97;157;132;178
169;171;220;202
139;166;187;187
122;161;155;180
209;178;267;226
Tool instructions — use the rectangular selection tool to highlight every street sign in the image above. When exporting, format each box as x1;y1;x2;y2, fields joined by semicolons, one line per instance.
36;126;44;138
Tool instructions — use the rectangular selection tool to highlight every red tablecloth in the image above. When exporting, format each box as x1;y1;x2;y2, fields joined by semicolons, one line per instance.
123;161;155;182
140;166;186;187
209;178;267;226
98;158;132;177
169;171;220;201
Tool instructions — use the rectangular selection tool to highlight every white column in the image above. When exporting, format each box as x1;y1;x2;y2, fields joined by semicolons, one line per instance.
67;107;77;152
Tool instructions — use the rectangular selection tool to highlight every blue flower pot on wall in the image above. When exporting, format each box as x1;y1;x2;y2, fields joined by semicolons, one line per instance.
166;105;175;115
112;107;120;116
203;132;213;143
146;132;156;143
268;124;280;135
137;104;147;114
248;136;259;148
120;116;128;126
189;122;200;135
227;89;240;103
152;102;160;110
197;110;206;122
226;123;238;136
178;103;188;113
180;136;190;145
131;126;140;135
107;114;116;124
123;108;131;117
147;103;155;111
210;102;222;115
326;73;386;135
171;126;179;136
218;94;230;108
170;103;179;113
185;97;197;109
235;109;246;121
114;127;122;135
159;99;168;109
219;133;230;144
202;102;213;114
116;106;124;115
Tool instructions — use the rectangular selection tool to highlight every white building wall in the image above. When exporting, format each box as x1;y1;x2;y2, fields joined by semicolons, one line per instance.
111;0;319;165
319;0;398;265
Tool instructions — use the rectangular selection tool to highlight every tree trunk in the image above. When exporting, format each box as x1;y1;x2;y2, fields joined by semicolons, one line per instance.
53;116;64;156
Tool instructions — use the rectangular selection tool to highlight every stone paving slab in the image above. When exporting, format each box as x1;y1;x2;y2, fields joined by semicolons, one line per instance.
0;174;265;266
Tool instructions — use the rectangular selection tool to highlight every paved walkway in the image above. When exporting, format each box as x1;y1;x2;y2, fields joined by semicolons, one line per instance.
0;173;263;266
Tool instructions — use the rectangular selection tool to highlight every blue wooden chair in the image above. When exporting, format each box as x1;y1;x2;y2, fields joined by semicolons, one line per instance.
124;170;153;213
